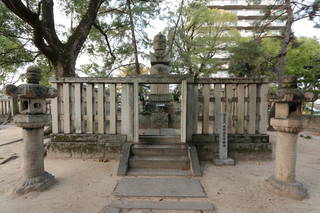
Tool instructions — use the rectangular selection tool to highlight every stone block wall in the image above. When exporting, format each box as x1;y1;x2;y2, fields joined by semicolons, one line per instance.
192;134;271;161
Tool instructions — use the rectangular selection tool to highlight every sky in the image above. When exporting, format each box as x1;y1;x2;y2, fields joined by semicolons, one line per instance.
53;1;320;71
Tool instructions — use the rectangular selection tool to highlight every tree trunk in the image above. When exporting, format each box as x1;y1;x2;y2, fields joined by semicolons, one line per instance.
1;0;102;77
51;53;77;77
278;0;294;86
127;0;140;74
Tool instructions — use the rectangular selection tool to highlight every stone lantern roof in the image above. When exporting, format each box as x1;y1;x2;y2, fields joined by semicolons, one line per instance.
4;65;57;100
267;75;317;103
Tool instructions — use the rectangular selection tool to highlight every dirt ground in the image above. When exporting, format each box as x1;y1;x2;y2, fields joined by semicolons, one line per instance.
0;125;319;213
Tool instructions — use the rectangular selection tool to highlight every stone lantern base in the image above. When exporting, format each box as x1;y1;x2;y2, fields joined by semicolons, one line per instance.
14;171;56;195
265;176;307;200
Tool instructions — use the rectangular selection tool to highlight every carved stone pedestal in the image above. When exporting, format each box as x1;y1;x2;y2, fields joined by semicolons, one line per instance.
264;120;307;200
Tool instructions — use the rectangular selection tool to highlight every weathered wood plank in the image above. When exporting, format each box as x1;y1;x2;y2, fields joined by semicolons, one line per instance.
248;84;257;134
214;84;222;134
63;83;71;133
187;84;198;141
50;75;268;84
110;84;117;134
259;84;269;134
181;80;187;143
51;83;59;133
202;84;210;134
4;101;8;114
97;84;105;134
133;82;139;143
0;101;3;115
86;84;94;133
226;84;236;134
50;75;194;84
121;84;134;141
10;98;18;116
74;83;82;133
237;84;245;134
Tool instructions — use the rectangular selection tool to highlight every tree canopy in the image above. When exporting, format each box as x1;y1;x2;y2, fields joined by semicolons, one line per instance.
286;37;320;93
167;3;240;76
229;38;281;78
229;36;320;93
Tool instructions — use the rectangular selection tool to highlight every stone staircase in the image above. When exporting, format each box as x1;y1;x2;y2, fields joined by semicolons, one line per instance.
118;136;201;176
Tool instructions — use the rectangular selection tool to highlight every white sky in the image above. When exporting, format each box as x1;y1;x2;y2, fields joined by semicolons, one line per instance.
55;1;320;71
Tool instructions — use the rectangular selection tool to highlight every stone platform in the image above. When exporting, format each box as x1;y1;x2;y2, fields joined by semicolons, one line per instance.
112;177;206;198
106;176;215;212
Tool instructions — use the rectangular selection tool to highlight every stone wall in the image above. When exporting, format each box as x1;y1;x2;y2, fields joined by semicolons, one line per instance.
47;134;126;160
192;134;271;161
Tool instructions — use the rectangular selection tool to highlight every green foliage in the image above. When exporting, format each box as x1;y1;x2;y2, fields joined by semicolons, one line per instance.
229;36;320;95
286;37;320;93
229;37;281;78
80;0;163;76
168;3;240;76
0;3;35;88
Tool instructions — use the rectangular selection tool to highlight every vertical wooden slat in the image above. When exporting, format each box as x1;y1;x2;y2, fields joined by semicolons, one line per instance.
4;100;7;115
248;84;257;134
121;84;134;141
237;84;245;134
86;84;94;133
109;84;117;134
259;84;269;134
181;80;187;143
10;98;18;116
0;101;2;115
187;84;198;142
63;83;71;133
226;84;232;133
214;84;222;133
133;82;139;143
7;101;10;115
74;83;82;133
202;84;210;134
97;84;105;134
0;101;4;115
51;83;59;133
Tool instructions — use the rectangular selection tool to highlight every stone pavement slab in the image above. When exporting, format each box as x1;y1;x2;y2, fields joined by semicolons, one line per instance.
112;177;206;197
109;200;214;211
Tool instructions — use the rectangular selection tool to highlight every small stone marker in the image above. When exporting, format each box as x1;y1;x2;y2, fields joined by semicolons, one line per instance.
214;112;235;166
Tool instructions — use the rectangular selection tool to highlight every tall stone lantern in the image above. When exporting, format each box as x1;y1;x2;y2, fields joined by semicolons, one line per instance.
265;75;316;200
4;65;57;195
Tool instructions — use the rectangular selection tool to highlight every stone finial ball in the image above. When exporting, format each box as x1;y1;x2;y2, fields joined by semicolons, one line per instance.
153;32;166;50
282;75;297;88
26;65;42;84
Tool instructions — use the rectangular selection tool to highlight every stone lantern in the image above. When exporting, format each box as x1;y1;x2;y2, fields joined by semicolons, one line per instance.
265;75;316;200
4;65;57;195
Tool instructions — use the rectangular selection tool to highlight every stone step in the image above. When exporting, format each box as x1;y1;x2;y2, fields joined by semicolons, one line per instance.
139;135;180;143
129;156;190;170
132;144;188;156
108;200;215;212
127;168;191;176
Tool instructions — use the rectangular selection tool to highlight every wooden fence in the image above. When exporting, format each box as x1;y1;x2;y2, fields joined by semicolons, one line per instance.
50;75;269;142
0;97;12;116
196;81;268;135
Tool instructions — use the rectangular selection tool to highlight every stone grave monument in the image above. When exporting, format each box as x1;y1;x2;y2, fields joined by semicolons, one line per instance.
141;32;176;130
